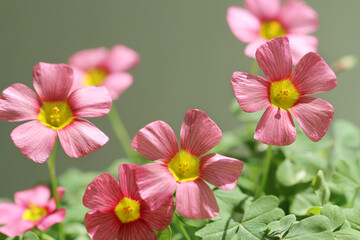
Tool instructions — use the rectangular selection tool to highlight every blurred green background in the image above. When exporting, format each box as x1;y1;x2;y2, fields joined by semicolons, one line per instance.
0;0;359;198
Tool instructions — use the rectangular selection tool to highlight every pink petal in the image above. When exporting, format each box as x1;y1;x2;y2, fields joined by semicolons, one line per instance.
0;219;35;237
131;121;179;164
0;83;41;122
141;197;174;231
118;220;157;240
291;52;337;95
287;34;318;64
10;120;57;163
290;96;334;142
102;72;133;100
256;36;292;82
37;209;66;231
84;210;122;240
0;202;24;224
69;67;86;92
200;153;244;190
100;45;140;72
58;118;108;158
255;105;296;146
231;72;271;113
279;0;319;34
118;164;141;201
47;187;66;212
68;47;109;71
135;164;177;210
176;179;219;219
180;109;222;157
244;0;281;21
244;38;266;59
68;86;112;118
33;62;73;102
226;6;261;43
14;185;51;207
83;173;122;211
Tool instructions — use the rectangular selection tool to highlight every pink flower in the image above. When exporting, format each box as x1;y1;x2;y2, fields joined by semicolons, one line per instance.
0;185;66;237
231;36;337;146
68;44;140;100
131;109;244;219
83;164;174;240
0;62;112;163
227;0;319;63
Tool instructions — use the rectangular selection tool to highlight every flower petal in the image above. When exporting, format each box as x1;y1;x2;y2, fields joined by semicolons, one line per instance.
37;209;66;231
131;121;179;164
200;153;244;190
288;34;318;64
14;185;51;207
227;6;261;43
0;219;35;237
118;220;157;240
118;164;141;201
101;45;140;72
244;38;266;59
135;164;177;210
176;179;219;219
244;0;281;21
231;72;271;113
255;105;296;146
291;52;337;95
141;197;174;231
33;62;73;102
83;173;122;211
58;118;108;158
68;86;112;118
10;120;57;163
68;47;108;71
0;202;24;224
279;0;319;34
180;109;222;157
84;210;122;240
102;72;133;100
290;96;334;142
256;36;292;82
0;83;41;122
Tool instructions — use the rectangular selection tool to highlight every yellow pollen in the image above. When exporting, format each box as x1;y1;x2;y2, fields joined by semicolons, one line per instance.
22;203;47;222
168;150;200;182
270;79;299;110
114;197;141;223
260;21;286;40
83;68;108;87
38;102;73;129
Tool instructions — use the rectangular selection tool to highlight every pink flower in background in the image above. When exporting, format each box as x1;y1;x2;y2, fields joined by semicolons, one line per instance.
0;62;112;163
231;36;337;146
131;109;244;219
227;0;319;63
83;164;174;240
0;185;66;237
69;44;140;100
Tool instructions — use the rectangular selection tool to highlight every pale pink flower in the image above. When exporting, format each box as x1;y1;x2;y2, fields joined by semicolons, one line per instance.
68;45;140;100
0;185;66;237
227;0;319;63
231;36;337;146
0;62;112;163
131;109;244;219
83;164;174;240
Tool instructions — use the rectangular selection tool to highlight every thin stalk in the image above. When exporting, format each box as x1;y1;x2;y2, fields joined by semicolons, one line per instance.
174;215;191;240
255;145;273;199
350;185;360;208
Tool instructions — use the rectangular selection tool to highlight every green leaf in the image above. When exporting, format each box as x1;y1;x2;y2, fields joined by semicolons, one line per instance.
23;232;40;240
343;208;360;231
333;119;360;148
290;192;319;216
238;222;268;240
267;214;296;239
321;204;345;231
312;170;330;206
306;207;322;216
175;211;209;228
157;226;172;240
334;229;360;240
242;196;284;224
195;218;239;240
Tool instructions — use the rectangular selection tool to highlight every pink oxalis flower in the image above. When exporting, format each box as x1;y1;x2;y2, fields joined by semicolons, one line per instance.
0;185;66;237
227;0;319;63
231;36;337;146
69;44;140;100
83;164;174;240
131;109;244;219
0;62;112;163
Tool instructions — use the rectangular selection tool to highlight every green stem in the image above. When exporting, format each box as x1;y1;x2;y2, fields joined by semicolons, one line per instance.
174;215;191;240
47;140;66;240
350;185;360;208
255;145;272;199
250;59;259;75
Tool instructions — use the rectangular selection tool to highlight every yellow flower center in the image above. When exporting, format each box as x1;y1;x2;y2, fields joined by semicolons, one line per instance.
22;203;47;222
38;102;73;129
83;69;108;87
260;21;286;40
270;79;300;110
168;150;200;182
114;197;141;223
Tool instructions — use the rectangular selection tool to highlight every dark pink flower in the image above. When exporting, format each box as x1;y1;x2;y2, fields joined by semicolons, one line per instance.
83;164;174;240
131;109;244;219
231;36;337;146
0;185;66;237
0;62;112;163
227;0;319;63
69;45;140;100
